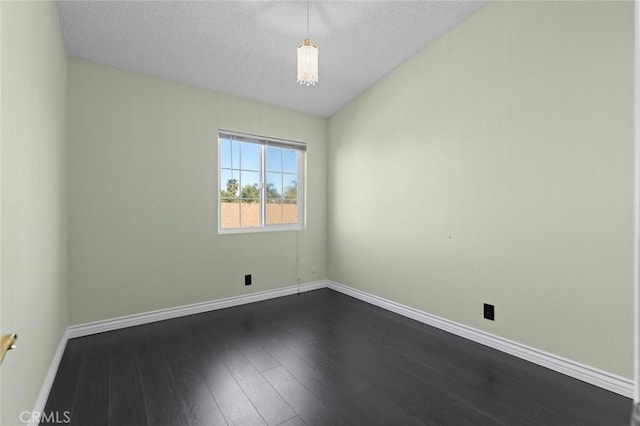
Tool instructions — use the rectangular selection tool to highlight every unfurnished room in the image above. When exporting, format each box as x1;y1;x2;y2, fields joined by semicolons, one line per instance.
1;0;639;425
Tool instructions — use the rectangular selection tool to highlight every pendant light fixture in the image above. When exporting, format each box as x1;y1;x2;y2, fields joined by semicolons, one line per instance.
297;0;318;86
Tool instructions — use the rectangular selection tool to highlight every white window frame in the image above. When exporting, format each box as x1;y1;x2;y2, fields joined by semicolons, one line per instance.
217;130;306;234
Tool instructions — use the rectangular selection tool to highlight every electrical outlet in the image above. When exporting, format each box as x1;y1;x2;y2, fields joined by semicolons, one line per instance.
245;274;252;286
483;303;495;321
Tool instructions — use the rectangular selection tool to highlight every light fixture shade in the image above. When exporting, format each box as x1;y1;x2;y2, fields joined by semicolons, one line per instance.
297;38;318;86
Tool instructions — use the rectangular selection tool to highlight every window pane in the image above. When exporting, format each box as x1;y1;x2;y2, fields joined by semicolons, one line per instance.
282;149;297;174
266;200;283;225
220;169;239;199
220;201;240;229
283;199;298;224
266;146;282;172
283;175;297;201
240;171;260;202
221;139;241;169
266;172;283;201
240;200;260;228
240;142;260;171
220;169;231;191
220;138;232;168
231;140;240;169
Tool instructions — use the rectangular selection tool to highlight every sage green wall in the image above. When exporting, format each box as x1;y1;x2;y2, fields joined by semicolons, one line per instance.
68;58;327;325
328;1;634;378
1;1;68;424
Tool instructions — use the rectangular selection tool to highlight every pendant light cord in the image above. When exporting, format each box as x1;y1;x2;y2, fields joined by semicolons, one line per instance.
306;0;310;37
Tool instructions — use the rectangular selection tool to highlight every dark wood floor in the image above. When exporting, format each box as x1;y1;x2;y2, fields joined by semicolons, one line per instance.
43;288;631;425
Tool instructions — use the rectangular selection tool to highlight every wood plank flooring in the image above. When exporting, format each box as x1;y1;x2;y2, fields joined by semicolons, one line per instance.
42;289;632;425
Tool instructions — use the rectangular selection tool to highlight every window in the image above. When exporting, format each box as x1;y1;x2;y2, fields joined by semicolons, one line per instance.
218;131;305;233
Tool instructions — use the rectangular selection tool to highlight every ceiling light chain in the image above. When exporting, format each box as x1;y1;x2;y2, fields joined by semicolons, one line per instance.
297;0;318;87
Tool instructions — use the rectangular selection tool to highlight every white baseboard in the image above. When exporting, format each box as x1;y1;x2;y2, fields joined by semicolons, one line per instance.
327;281;634;398
67;280;327;339
29;330;69;426
36;278;633;419
32;280;325;423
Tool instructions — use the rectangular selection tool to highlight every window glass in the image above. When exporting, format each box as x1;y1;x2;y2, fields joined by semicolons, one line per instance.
219;132;305;233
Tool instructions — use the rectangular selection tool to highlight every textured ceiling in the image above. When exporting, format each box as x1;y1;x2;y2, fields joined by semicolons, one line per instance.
57;1;486;117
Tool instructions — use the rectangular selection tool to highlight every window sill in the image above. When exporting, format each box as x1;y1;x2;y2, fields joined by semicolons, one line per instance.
218;224;304;235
